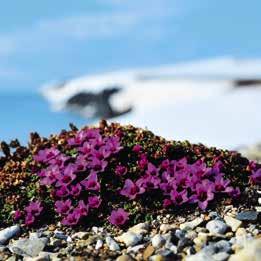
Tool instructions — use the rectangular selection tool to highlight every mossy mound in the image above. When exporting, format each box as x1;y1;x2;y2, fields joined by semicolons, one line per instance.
0;121;259;228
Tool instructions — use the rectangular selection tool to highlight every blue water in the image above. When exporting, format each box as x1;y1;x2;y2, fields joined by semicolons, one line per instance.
0;90;91;144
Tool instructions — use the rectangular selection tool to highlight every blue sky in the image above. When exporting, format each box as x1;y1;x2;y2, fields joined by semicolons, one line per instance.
0;0;261;91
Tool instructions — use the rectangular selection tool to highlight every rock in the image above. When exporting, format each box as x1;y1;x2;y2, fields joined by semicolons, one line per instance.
224;216;242;232
116;254;135;261
186;230;198;240
71;231;89;240
105;236;120;251
159;224;175;233
212;252;230;261
127;244;145;253
235;228;247;237
186;251;214;261
85;235;100;245
53;231;68;240
180;217;204;230
0;225;20;245
165;241;178;254
95;239;103;250
92;226;99;234
206;220;228;234
143;244;155;260
9;237;48;257
193;234;208;249
178;237;193;251
129;222;149;235
149;254;164;261
24;251;54;261
49;238;64;248
230;234;253;249
236;211;259;222
214;240;231;253
151;234;166;248
229;239;261;261
116;232;142;247
175;229;186;239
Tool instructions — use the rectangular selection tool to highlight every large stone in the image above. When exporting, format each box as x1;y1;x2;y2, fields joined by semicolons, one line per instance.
229;239;261;261
116;231;142;247
206;220;228;234
236;211;259;222
180;217;204;230
9;237;48;257
129;222;149;235
0;225;21;245
224;216;242;232
151;234;166;248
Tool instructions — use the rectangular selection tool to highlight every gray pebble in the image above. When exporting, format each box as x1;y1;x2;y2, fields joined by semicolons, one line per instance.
206;220;228;234
0;225;21;245
236;211;259;221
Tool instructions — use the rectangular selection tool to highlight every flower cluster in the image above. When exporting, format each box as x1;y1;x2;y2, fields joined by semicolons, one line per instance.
9;123;260;228
119;155;240;211
22;128;122;226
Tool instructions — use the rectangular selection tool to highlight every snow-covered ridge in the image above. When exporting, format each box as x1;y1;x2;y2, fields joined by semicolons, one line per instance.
40;57;261;149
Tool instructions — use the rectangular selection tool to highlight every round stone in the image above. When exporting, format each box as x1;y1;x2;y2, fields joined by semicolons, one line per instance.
206;220;228;234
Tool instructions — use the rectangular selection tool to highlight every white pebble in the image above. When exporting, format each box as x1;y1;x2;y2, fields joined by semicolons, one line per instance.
105;236;120;251
116;231;142;247
95;239;103;250
151;234;166;248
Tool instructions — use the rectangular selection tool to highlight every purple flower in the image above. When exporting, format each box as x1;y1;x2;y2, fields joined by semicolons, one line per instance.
132;144;142;153
34;147;60;163
136;174;161;190
213;174;231;192
25;201;43;217
163;199;172;208
161;159;170;170
115;165;127;176
39;165;59;186
88;196;102;208
175;172;190;189
25;213;35;226
78;141;92;154
227;187;241;198
13;210;23;221
103;136;122;155
250;168;261;185
89;157;108;172
61;212;81;226
49;154;69;168
120;179;145;199
67;130;88;146
85;128;102;140
56;186;70;198
159;181;174;195
146;163;159;176
81;172;100;191
109;208;129;226
70;183;82;197
74;200;89;216
75;155;88;172
56;164;76;187
190;180;214;210
55;199;72;215
170;189;188;205
138;154;148;169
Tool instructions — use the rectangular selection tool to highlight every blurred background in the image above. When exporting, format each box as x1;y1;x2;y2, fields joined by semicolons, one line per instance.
0;0;261;156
